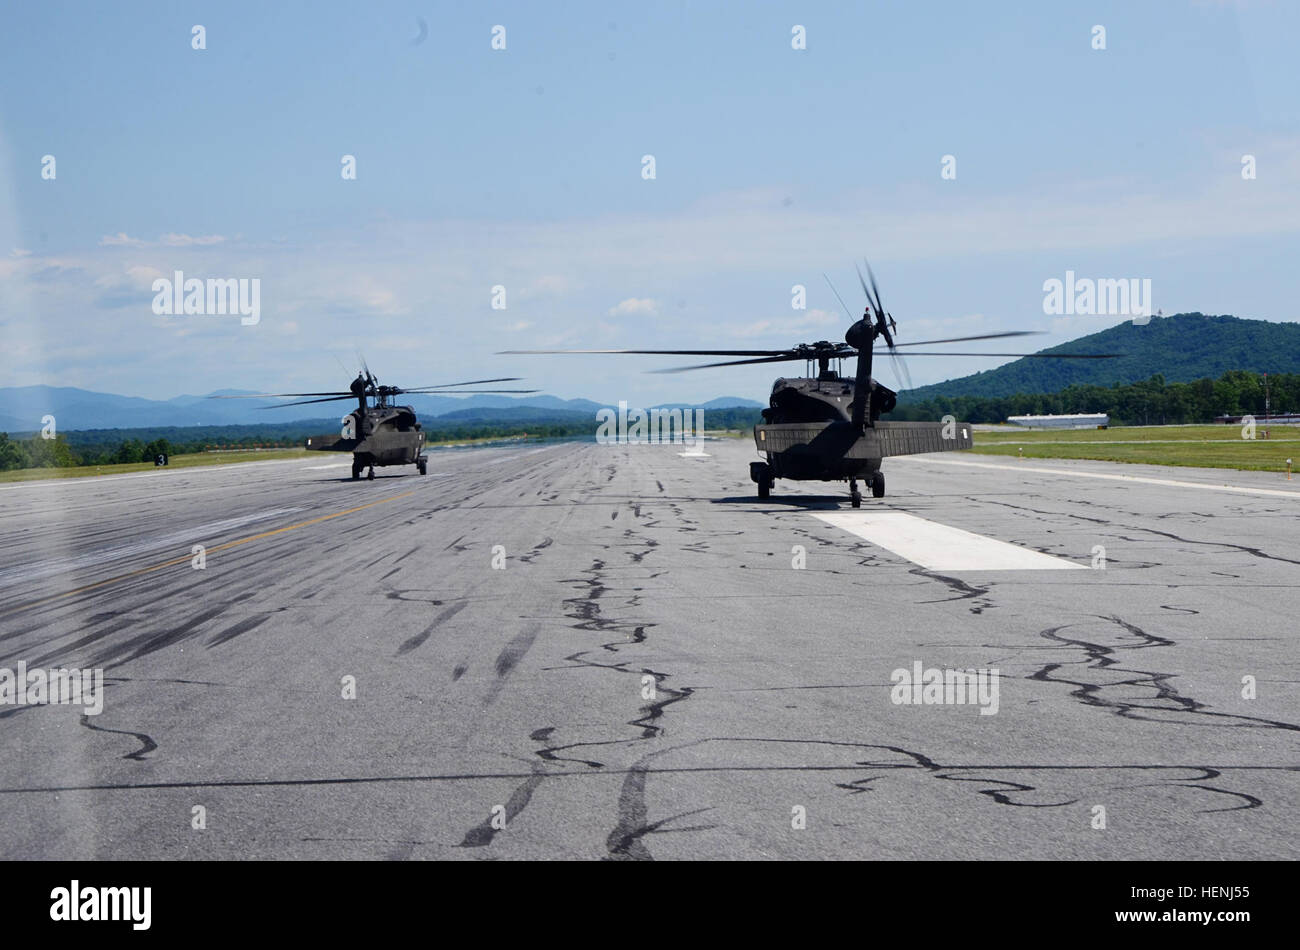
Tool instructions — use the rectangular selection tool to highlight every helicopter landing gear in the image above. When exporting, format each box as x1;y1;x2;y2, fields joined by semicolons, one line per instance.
751;461;772;499
367;466;375;481
850;478;862;508
351;459;362;481
871;471;885;498
416;456;427;476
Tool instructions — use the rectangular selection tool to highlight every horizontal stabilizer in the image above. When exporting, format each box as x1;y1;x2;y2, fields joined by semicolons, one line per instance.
754;420;973;459
305;435;359;452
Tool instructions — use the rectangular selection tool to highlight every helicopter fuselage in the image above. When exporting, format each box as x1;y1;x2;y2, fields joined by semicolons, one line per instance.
306;402;428;479
750;373;971;499
347;404;426;467
761;373;897;426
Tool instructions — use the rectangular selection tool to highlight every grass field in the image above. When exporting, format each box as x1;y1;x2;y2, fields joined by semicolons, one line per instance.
0;433;557;484
971;424;1300;472
0;448;315;484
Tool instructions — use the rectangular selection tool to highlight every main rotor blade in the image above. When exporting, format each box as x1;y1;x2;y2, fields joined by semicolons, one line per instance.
209;391;353;399
258;394;360;409
404;377;527;390
879;351;1120;358
406;389;540;394
654;349;1119;372
854;262;875;314
890;331;1041;348
650;354;811;373
864;260;885;317
499;348;792;357
887;346;914;391
857;260;896;347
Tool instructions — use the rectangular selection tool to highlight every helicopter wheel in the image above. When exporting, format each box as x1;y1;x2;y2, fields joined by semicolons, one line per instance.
367;466;375;481
757;473;770;499
351;460;362;481
871;472;885;498
850;479;862;508
416;458;427;476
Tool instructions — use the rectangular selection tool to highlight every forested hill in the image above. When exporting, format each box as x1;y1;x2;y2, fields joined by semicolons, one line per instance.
899;314;1300;402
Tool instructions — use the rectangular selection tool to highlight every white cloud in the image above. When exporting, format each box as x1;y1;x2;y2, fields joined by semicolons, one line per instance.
160;233;226;247
99;232;146;247
724;308;841;339
608;297;659;317
125;264;165;286
98;232;226;248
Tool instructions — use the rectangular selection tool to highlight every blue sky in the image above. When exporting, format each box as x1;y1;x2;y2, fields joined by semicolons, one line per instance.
2;0;1298;405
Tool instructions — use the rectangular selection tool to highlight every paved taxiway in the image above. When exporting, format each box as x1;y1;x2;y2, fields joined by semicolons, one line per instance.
0;439;1296;859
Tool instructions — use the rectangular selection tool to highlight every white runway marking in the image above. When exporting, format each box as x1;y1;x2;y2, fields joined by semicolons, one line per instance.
893;456;1300;500
811;511;1084;571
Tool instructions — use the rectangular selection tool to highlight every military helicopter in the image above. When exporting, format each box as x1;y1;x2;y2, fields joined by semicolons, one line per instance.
503;262;1116;506
212;368;537;480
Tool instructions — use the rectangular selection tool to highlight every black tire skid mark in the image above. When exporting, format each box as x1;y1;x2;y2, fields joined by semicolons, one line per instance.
537;552;703;856
396;601;469;656
517;536;553;564
911;568;995;614
1030;615;1297;811
1113;526;1300;566
14;619;138;670
481;626;541;706
79;713;157;761
604;759;714;861
87;590;260;670
935;774;1078;808
1124;767;1265;813
1031;615;1299;732
456;773;546;849
452;724;570;851
205;611;276;648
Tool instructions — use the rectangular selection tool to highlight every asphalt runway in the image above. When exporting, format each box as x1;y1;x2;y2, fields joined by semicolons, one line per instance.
0;440;1296;860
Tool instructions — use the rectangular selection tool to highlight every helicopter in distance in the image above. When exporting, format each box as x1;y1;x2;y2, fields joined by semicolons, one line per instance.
212;367;537;480
502;261;1117;507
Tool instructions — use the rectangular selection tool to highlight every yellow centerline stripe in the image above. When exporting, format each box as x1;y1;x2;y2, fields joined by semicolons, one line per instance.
1;491;416;617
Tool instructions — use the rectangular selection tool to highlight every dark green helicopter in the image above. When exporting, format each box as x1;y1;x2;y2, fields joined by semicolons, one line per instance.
213;368;536;480
504;261;1116;507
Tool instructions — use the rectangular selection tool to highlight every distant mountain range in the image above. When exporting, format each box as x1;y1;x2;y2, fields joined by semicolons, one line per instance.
899;313;1300;402
0;387;763;434
6;314;1293;432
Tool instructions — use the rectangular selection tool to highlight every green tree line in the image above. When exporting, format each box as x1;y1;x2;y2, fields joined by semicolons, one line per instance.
0;433;180;471
888;371;1299;425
